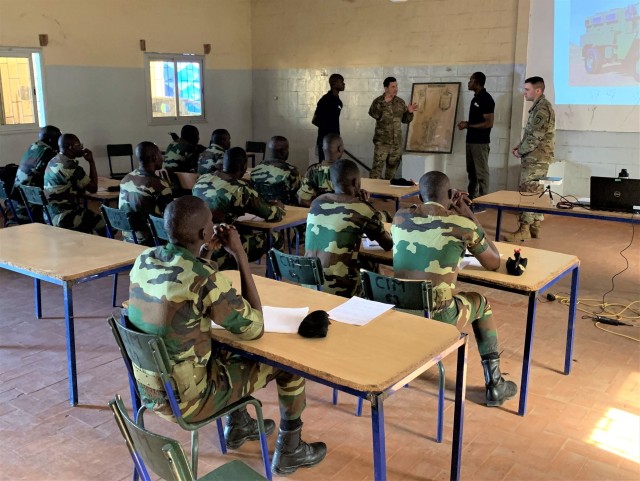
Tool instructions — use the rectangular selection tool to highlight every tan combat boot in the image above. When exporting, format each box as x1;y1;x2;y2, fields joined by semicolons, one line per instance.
530;221;542;238
502;223;531;242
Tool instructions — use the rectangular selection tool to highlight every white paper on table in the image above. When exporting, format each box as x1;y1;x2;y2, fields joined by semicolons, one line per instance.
362;237;382;250
327;297;394;326
212;306;309;333
460;253;503;270
236;214;266;222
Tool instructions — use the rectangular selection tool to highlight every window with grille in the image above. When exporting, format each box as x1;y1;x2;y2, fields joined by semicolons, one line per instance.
0;48;46;130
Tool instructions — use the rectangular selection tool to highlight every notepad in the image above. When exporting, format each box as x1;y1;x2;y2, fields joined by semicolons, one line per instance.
211;306;309;333
236;214;266;222
327;297;394;326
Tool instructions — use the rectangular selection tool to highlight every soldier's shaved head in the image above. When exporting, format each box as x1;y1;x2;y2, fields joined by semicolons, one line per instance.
38;125;61;149
211;129;230;150
268;136;289;161
58;133;80;152
330;159;360;193
136;141;161;169
419;171;450;202
322;133;344;161
222;146;248;175
524;76;545;91
181;125;200;145
164;196;210;245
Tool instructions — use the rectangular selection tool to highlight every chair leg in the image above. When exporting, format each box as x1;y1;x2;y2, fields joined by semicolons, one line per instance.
356;397;363;417
190;430;199;479
332;388;338;405
216;417;227;454
437;361;445;443
112;273;118;307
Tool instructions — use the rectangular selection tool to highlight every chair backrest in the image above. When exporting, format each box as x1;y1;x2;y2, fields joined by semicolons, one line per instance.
254;181;288;203
175;172;199;190
101;205;140;244
147;215;169;247
19;185;53;225
359;269;433;317
245;141;266;157
268;248;324;289
155;169;170;184
107;144;135;179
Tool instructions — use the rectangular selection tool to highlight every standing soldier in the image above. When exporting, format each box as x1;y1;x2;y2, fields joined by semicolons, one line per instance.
312;73;344;161
250;136;301;205
198;128;230;174
368;77;417;180
504;76;556;242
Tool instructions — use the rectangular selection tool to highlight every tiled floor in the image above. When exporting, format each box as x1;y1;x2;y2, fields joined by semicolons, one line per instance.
1;206;639;481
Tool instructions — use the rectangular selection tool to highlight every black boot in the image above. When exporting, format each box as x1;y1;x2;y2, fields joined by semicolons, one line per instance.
481;355;518;407
224;408;275;449
271;423;327;475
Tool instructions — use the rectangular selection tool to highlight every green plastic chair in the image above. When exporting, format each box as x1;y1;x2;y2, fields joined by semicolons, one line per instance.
0;180;20;226
101;205;145;244
109;394;268;481
19;184;54;225
359;268;446;443
148;214;170;247
107;314;272;480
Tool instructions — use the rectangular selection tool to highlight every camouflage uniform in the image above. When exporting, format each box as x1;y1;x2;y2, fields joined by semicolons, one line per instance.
305;193;387;297
368;95;414;180
44;153;106;235
11;140;57;223
193;172;285;263
297;161;334;206
164;141;199;193
250;159;301;206
516;94;556;225
118;169;173;245
127;244;306;423
198;143;226;175
392;202;500;356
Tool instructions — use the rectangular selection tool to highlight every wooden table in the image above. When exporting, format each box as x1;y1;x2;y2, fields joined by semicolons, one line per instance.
473;190;640;240
361;178;420;211
360;240;580;416
212;272;468;481
0;224;146;405
84;176;120;205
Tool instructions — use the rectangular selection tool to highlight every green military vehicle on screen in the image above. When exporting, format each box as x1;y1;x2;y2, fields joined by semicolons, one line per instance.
580;3;640;80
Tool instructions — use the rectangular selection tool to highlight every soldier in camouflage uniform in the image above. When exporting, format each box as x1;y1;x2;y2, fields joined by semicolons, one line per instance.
127;196;326;474
193;147;285;267
250;136;301;205
118;142;173;245
306;159;392;297
504;76;556;242
393;171;517;407
297;133;344;207
368;77;417;180
164;125;202;194
198;129;230;174
10;125;61;223
44;134;106;235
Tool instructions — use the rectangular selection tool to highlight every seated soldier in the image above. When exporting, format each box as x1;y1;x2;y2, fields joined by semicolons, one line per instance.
44;134;106;235
250;135;301;206
393;171;518;407
305;159;392;296
297;133;344;207
127;196;327;474
193;147;285;266
118;142;173;246
165;125;202;195
198;128;230;174
11;125;61;223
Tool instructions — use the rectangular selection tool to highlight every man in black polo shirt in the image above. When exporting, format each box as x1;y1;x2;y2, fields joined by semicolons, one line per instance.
457;72;495;202
312;73;345;161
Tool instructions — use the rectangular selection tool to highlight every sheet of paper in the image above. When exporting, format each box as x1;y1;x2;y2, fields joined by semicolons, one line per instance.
460;257;482;270
327;297;394;326
362;237;382;250
236;214;266;222
212;306;309;333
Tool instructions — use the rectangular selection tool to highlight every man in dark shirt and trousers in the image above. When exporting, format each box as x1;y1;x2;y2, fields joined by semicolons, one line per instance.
457;72;495;201
312;73;344;161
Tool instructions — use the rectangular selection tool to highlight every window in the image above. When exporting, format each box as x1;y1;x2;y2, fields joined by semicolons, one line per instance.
0;48;46;130
145;53;205;123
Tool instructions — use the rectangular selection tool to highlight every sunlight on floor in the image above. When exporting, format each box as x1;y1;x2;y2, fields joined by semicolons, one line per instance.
588;408;640;464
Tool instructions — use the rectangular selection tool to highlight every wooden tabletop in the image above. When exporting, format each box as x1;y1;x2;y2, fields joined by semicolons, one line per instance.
235;205;309;230
85;176;121;201
474;190;638;220
361;239;579;293
0;224;146;281
211;272;461;392
361;178;420;199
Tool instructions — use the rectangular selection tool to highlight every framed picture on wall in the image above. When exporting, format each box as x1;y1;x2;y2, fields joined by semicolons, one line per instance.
404;82;461;154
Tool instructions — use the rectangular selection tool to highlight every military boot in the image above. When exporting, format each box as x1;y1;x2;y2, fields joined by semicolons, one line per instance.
224;408;275;449
502;223;531;242
529;221;542;238
481;356;518;407
271;424;327;475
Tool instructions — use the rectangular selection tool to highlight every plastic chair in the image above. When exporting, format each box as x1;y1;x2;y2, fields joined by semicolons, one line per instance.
107;314;272;480
148;215;170;247
101;205;141;244
19;185;54;225
253;182;287;204
107;144;135;180
359;268;446;443
109;394;268;481
245;141;266;168
155;169;170;184
0;180;20;226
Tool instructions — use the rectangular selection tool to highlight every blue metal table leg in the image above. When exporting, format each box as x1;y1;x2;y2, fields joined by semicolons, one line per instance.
518;292;538;416
437;361;445;443
112;273;119;307
265;231;274;278
450;337;467;481
294;229;300;256
34;278;42;319
63;282;78;406
564;266;580;375
495;208;503;240
371;395;386;481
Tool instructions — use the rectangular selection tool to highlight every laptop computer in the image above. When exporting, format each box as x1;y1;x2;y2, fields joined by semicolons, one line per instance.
590;176;640;213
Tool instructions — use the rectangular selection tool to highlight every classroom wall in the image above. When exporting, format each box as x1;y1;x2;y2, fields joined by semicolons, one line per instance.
0;0;253;175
